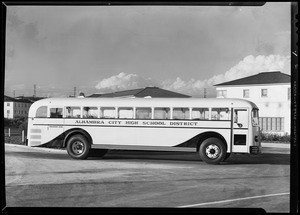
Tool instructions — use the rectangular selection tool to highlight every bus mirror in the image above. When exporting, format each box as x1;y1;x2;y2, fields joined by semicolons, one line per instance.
237;123;243;128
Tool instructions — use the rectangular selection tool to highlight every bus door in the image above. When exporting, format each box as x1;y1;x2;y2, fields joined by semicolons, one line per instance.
43;106;64;142
231;108;249;153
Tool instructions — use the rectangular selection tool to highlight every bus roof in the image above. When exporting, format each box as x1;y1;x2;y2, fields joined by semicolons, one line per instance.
29;97;258;117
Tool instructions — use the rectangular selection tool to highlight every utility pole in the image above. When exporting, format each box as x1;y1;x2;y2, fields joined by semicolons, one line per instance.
13;90;15;98
34;84;36;97
204;88;207;98
74;87;76;97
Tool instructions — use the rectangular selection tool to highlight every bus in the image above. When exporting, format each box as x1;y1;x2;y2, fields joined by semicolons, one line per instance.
27;97;261;164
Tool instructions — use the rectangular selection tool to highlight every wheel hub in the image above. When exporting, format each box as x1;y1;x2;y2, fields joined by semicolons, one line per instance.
72;141;85;155
205;144;220;159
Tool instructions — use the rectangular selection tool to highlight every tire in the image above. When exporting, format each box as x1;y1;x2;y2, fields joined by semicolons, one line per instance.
66;134;90;159
199;137;226;165
88;149;108;158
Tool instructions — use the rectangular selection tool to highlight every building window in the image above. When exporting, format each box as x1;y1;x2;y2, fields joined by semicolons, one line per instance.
217;90;227;98
243;89;249;98
261;89;268;97
259;117;284;132
7;110;10;114
7;103;10;106
288;88;291;100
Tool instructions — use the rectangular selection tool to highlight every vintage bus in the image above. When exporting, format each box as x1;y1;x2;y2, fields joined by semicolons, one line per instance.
27;97;261;164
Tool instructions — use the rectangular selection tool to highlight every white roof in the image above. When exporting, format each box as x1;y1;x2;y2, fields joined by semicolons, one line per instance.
28;97;258;117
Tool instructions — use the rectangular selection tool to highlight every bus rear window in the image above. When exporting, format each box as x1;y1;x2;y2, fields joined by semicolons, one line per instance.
36;106;47;118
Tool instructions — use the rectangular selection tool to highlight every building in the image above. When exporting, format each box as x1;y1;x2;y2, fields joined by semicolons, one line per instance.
215;71;291;135
88;86;191;98
4;96;33;119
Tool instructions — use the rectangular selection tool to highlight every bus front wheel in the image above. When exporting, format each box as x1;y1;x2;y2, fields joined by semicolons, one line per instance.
199;138;226;165
66;134;90;159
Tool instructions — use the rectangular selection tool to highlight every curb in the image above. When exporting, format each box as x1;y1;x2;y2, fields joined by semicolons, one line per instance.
5;143;66;153
261;142;290;149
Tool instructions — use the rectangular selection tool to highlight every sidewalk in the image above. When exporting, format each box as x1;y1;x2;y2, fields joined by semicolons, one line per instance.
261;142;290;149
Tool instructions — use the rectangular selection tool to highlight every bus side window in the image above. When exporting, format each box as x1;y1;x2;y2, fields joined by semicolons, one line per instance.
154;108;170;119
118;107;134;119
173;108;190;120
211;108;230;120
100;107;116;119
36;106;47;118
192;108;209;120
83;107;98;118
136;108;152;119
50;108;63;118
65;107;81;118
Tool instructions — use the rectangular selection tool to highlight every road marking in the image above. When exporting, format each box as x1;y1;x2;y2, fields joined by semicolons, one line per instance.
178;192;290;208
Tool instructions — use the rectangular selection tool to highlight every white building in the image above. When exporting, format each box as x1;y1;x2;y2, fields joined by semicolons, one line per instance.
4;96;33;119
215;71;291;135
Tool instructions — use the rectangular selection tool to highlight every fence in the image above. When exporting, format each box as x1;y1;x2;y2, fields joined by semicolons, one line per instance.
4;127;27;145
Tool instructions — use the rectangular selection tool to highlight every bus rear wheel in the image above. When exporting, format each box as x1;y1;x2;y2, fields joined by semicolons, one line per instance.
199;137;226;165
66;134;90;159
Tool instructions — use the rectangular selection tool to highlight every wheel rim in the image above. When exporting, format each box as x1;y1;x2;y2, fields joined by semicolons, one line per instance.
72;141;85;155
205;144;220;159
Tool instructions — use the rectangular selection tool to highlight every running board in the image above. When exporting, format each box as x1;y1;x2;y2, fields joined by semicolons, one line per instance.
91;144;196;152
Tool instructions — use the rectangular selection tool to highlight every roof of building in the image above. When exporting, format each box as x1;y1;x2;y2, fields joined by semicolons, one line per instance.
4;95;33;103
15;96;45;103
214;71;291;86
88;87;191;98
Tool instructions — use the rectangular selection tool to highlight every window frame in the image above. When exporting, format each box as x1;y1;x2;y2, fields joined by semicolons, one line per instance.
261;89;268;98
243;89;249;98
135;107;152;119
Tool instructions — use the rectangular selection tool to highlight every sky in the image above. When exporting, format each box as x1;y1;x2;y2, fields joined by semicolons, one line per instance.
4;3;291;98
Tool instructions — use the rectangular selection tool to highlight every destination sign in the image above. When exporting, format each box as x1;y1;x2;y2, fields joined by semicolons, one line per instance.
73;119;199;127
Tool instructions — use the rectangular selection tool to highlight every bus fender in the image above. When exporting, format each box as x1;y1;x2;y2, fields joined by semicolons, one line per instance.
196;132;227;152
63;128;93;148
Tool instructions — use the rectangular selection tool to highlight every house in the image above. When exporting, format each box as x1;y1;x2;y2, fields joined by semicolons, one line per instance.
88;86;191;98
214;71;291;135
4;95;33;119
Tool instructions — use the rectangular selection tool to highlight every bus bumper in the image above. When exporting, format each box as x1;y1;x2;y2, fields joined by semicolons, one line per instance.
250;146;261;154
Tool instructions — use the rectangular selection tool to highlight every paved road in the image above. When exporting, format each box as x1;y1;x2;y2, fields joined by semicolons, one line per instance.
5;144;290;212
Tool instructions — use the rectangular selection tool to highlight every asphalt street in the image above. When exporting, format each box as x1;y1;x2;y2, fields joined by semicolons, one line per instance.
4;143;290;212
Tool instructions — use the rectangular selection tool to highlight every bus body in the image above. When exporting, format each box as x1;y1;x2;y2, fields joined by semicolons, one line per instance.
27;97;261;164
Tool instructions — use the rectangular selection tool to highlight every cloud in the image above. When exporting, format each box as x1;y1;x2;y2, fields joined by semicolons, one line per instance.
95;72;158;93
162;55;291;96
94;55;290;97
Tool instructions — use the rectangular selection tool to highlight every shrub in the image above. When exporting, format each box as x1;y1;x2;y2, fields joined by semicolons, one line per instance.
261;132;290;143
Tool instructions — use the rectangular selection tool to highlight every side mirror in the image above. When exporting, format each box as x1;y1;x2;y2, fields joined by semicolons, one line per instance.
237;123;243;128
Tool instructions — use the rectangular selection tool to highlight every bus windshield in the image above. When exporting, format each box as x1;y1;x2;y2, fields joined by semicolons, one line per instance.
252;109;259;126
